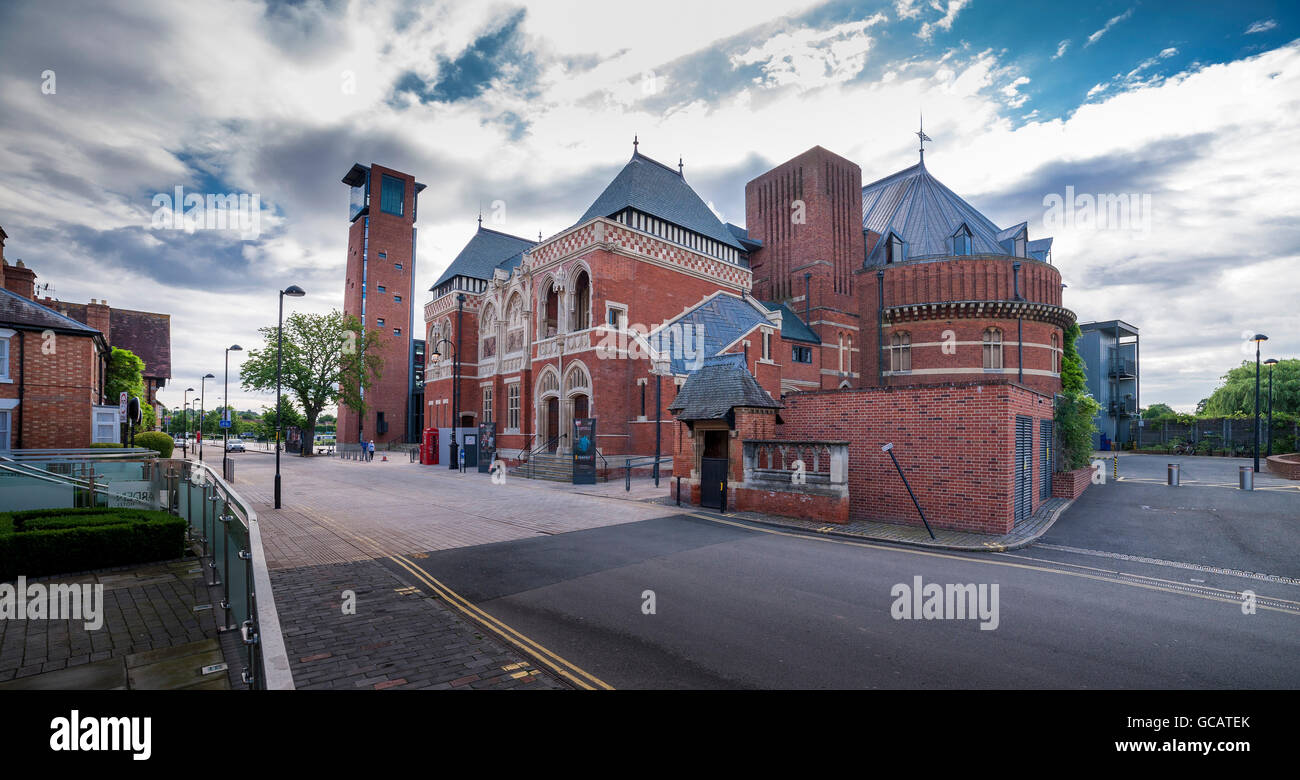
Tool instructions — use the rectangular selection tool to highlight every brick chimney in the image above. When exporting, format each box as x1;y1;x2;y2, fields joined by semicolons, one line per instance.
4;257;36;300
86;298;112;338
0;226;7;292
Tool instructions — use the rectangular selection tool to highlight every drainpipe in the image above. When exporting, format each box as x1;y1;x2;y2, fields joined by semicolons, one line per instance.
876;270;885;386
1013;262;1023;384
803;272;811;325
16;331;24;449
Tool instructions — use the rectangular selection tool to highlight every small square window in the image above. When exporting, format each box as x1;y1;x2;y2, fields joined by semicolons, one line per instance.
394;294;402;302
378;251;387;259
377;318;385;326
395;263;403;270
377;285;386;293
394;328;401;337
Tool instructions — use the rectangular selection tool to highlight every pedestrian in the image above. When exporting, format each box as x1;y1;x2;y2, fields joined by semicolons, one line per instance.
368;439;375;462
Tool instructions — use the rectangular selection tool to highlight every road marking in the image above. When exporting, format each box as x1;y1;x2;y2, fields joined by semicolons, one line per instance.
680;511;1300;616
282;504;612;690
1032;543;1300;587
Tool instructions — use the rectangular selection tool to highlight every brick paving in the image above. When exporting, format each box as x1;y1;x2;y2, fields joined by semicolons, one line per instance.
0;558;235;689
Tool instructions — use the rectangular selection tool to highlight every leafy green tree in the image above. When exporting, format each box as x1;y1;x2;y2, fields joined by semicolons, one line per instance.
1141;403;1177;420
257;398;305;442
239;310;376;456
1055;321;1099;470
1201;359;1300;417
104;347;155;434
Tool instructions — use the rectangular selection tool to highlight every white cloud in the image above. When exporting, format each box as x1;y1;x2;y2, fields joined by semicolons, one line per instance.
1052;40;1070;60
1245;19;1278;35
730;16;887;89
918;0;971;41
1085;8;1134;47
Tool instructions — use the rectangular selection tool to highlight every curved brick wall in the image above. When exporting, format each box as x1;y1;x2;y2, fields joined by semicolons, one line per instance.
1266;453;1300;480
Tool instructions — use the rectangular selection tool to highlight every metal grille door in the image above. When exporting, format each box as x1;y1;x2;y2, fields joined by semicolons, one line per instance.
1040;419;1054;500
1015;415;1033;523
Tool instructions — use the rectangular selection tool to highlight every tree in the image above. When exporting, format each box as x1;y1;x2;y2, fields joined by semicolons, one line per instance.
240;310;382;456
257;398;305;442
1059;322;1086;394
104;347;155;435
1141;403;1177;420
1200;359;1300;417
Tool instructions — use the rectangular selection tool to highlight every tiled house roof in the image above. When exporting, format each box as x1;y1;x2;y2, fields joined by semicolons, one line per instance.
432;226;537;288
667;353;780;421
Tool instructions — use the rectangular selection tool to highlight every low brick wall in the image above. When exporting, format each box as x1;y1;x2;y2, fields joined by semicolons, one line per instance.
735;485;850;524
1265;453;1300;480
1053;467;1092;499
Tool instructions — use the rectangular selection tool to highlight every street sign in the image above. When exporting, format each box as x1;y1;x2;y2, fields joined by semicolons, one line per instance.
219;419;232;429
118;391;128;421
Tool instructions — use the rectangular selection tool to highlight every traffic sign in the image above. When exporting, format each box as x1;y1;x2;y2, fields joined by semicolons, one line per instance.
118;391;128;421
220;419;232;429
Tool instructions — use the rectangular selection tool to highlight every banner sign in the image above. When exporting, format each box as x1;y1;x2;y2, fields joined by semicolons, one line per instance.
572;417;597;485
477;421;496;474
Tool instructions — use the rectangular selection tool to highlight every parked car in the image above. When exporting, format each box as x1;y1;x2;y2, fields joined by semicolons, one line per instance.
226;440;246;453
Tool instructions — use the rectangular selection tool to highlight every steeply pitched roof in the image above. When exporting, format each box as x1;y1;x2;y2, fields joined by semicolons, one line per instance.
668;353;780;421
762;302;820;344
432;226;537;289
648;292;774;375
862;158;1048;264
577;151;744;252
0;288;105;341
53;302;172;380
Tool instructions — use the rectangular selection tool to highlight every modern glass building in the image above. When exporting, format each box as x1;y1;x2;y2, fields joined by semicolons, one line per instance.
1077;320;1140;449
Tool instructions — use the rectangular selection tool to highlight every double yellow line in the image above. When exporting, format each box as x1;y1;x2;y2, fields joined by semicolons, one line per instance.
385;553;613;690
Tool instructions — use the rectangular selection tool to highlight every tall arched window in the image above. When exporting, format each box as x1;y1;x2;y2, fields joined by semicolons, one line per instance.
890;331;912;372
838;333;845;373
983;328;1003;370
572;270;591;330
480;303;497;359
846;335;852;375
540;282;558;339
1051;332;1060;374
504;294;524;354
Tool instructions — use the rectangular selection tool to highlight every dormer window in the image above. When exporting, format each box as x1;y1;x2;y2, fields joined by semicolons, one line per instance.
953;225;972;256
886;234;905;264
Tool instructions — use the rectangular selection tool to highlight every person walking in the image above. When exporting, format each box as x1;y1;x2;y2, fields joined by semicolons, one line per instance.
368;439;375;462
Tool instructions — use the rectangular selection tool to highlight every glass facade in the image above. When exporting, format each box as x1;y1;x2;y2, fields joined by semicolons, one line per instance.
380;174;404;216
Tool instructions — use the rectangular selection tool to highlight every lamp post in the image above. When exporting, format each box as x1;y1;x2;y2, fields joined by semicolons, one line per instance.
275;285;306;509
199;373;214;461
1252;334;1268;472
223;344;243;475
1265;358;1278;457
430;337;457;469
182;387;195;458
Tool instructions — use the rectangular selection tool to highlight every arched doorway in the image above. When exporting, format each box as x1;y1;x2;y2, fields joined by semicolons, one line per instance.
544;399;559;452
562;361;592;455
535;367;561;452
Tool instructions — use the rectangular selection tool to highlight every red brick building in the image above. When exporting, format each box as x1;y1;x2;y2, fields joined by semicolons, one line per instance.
415;139;1074;533
338;163;424;445
0;229;114;451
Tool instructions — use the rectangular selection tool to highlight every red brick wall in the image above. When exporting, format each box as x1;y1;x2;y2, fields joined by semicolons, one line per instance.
0;332;104;449
777;382;1054;534
339;164;417;444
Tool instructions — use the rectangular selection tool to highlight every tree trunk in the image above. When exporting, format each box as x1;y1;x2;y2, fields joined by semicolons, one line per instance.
302;411;318;456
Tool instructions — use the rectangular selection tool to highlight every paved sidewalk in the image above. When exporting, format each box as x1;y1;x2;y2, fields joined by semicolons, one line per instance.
722;497;1073;551
0;559;234;690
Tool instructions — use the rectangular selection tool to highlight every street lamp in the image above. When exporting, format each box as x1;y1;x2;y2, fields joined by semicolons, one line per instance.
1252;334;1268;472
223;344;243;475
182;387;195;458
429;337;458;469
1265;358;1279;457
275;285;306;509
200;373;215;462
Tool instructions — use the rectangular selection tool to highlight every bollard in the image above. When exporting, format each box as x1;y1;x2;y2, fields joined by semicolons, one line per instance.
1113;454;1118;481
1239;466;1253;491
1167;463;1180;486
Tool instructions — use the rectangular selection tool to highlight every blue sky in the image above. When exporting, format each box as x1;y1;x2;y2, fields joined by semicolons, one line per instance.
0;0;1296;413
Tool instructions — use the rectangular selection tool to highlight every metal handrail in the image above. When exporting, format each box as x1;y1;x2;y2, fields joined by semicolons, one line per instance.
0;459;155;508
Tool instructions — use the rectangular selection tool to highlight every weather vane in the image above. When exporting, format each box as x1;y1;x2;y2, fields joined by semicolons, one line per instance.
917;113;932;163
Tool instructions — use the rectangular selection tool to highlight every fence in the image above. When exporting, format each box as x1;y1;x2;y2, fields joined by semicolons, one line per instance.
1128;417;1299;454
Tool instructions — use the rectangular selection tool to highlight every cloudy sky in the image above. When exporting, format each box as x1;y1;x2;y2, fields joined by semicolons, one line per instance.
1;0;1296;414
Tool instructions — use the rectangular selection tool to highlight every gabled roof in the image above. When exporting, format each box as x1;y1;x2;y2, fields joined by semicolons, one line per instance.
0;288;106;344
862;158;1048;264
577;151;744;252
431;226;537;289
762;302;820;344
648;292;774;375
667;353;780;421
725;222;763;251
53;302;172;380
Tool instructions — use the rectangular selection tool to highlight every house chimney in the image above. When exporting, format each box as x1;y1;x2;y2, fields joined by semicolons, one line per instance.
86;298;112;338
4;257;36;300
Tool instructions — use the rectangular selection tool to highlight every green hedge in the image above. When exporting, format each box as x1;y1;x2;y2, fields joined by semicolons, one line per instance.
133;431;174;458
0;507;187;581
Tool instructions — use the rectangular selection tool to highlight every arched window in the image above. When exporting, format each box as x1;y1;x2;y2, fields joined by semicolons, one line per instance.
886;234;904;264
890;331;912;372
846;335;852;375
540;282;558;339
838;333;845;373
504;294;524;354
983;328;1003;370
1051;332;1060;374
480;303;497;359
572;270;591;330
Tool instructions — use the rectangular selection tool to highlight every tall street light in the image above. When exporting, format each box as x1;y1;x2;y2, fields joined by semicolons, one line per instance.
429;337;457;469
182;387;195;458
200;373;215;462
275;285;306;509
223;344;243;475
1252;333;1268;473
1265;358;1278;457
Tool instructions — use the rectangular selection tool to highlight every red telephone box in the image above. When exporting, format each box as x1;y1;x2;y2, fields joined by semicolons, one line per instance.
420;428;439;465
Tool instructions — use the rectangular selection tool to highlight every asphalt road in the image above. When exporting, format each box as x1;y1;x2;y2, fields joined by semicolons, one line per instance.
395;511;1300;689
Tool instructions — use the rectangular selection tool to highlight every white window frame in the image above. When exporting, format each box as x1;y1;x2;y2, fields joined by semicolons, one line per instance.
93;405;119;443
0;409;10;452
506;382;521;432
0;328;13;382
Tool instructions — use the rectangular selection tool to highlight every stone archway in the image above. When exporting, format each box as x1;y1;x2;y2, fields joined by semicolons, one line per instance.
535;367;561;451
561;361;592;455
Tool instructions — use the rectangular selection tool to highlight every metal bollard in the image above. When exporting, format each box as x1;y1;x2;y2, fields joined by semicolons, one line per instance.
1239;466;1253;491
1113;454;1118;481
1167;463;1180;486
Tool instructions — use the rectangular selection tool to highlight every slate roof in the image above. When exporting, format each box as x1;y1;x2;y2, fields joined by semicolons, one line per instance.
0;288;106;344
54;301;172;380
762;302;820;344
432;226;537;289
668;353;780;421
577;151;745;252
648;293;774;375
725;222;763;252
861;158;1052;265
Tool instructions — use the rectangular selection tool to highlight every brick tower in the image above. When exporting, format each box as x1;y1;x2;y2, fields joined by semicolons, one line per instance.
339;163;424;445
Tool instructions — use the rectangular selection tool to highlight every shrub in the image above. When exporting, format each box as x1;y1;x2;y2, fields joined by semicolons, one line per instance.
89;442;121;449
1055;392;1101;471
0;507;186;580
133;431;174;458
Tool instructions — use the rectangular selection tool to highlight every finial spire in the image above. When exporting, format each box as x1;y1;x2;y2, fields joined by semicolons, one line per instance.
678;156;683;175
633;134;639;154
477;200;483;228
917;112;932;165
